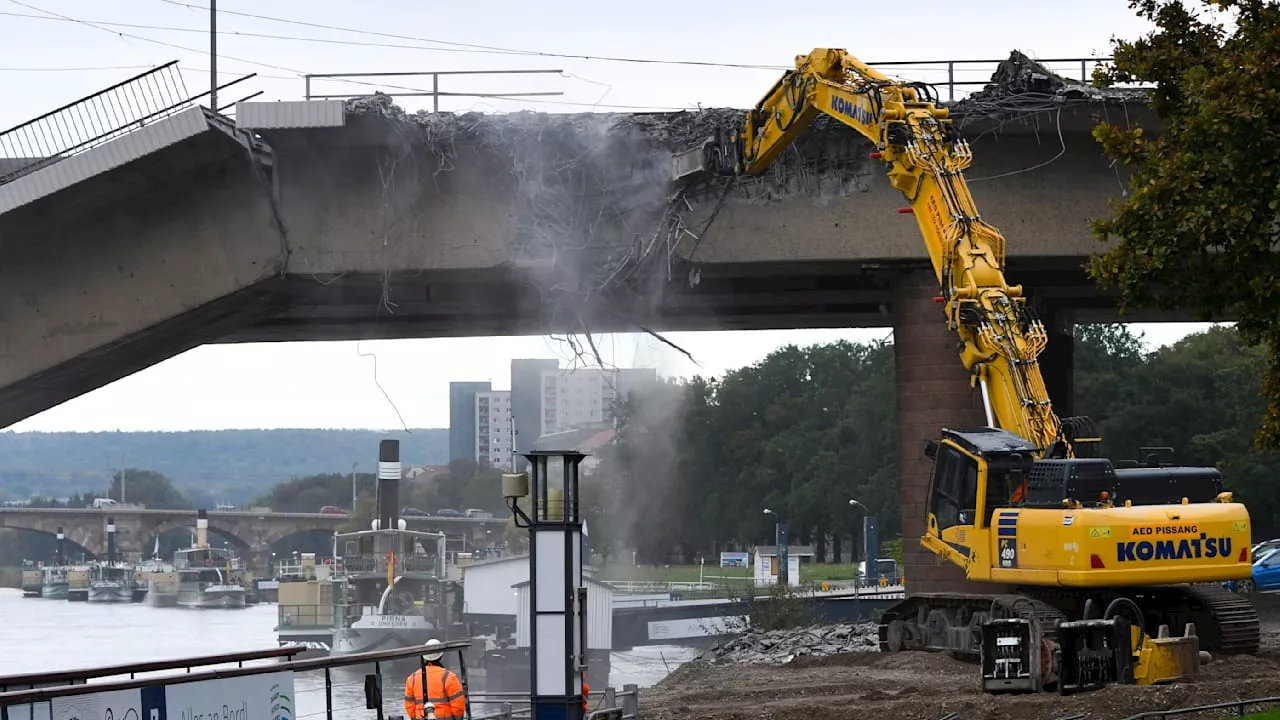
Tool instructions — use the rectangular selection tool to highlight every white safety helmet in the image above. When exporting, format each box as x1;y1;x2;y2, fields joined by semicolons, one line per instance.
422;638;445;662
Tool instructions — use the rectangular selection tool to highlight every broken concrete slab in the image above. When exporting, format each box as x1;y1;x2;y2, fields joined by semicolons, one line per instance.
696;622;881;666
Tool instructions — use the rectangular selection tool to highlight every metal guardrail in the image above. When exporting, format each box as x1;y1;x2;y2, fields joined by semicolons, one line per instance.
0;647;303;692
864;56;1118;102
0;642;637;720
1121;695;1280;719
340;553;441;576
303;69;566;111
0;61;257;187
303;57;1122;110
0;62;191;184
602;577;907;595
277;603;337;629
467;687;640;720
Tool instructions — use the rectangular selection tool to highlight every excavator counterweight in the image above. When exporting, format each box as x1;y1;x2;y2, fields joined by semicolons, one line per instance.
672;47;1260;693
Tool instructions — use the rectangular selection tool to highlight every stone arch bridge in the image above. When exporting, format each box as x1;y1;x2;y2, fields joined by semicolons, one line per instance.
0;507;504;569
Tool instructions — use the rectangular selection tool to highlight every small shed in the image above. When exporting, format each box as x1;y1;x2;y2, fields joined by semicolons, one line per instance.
753;545;815;586
462;555;530;618
514;576;614;650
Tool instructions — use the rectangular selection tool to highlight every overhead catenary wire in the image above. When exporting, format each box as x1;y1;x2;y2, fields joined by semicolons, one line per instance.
2;1;697;112
154;0;792;70
2;3;1113;113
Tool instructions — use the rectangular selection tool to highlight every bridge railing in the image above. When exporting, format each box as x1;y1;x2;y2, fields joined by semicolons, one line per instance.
302;68;566;110
865;56;1119;102
0;62;193;186
0;62;257;187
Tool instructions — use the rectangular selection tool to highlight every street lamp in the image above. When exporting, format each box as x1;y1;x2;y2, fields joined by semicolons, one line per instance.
350;462;359;512
849;499;878;584
762;508;790;587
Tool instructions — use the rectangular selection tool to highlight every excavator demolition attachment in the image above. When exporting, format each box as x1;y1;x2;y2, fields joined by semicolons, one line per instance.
980;596;1208;694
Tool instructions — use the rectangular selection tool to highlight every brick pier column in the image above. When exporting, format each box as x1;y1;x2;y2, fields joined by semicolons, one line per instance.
892;269;992;595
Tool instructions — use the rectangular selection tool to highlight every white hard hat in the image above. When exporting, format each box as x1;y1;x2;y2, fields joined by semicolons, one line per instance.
422;638;444;662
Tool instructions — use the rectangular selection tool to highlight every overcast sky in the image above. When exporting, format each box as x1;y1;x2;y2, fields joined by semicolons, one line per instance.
0;0;1200;432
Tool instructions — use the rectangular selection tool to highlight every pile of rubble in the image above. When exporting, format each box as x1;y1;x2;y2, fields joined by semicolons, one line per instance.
699;622;880;665
961;50;1149;105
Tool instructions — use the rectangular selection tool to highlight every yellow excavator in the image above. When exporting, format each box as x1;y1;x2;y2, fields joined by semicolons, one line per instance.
672;49;1259;692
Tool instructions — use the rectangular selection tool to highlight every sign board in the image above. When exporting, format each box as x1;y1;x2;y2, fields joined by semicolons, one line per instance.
160;671;294;720
719;552;749;568
352;614;431;630
648;615;748;641
51;689;142;720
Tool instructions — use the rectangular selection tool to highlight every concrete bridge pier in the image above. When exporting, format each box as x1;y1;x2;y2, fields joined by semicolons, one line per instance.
1037;312;1074;418
892;272;1079;594
892;269;988;594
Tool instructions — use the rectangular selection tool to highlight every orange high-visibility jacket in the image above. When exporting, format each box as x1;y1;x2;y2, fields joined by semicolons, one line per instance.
582;675;589;713
404;665;466;720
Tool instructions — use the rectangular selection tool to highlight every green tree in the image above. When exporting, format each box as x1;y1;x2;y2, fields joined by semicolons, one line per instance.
1088;0;1280;447
1072;323;1148;441
593;339;898;565
107;468;190;509
254;472;374;513
402;460;509;516
340;495;377;532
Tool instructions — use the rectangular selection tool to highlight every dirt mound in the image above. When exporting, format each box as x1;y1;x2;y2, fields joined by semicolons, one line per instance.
642;622;1280;720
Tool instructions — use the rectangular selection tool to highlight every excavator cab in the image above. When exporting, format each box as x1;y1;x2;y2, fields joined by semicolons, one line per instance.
922;428;1040;572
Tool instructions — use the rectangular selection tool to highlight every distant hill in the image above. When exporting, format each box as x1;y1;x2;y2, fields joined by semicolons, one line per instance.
0;429;447;505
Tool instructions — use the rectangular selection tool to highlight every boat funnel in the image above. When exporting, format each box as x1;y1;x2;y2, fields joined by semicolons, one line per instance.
196;508;209;548
55;526;64;565
377;439;401;533
106;517;116;565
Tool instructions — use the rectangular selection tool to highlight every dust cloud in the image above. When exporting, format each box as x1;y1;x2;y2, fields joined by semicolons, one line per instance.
340;95;884;561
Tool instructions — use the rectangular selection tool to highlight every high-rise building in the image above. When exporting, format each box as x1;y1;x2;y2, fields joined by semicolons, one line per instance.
448;381;491;463
475;390;514;469
539;367;658;437
510;359;560;470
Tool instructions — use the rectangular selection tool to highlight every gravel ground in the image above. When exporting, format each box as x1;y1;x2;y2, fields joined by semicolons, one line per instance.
640;621;1280;720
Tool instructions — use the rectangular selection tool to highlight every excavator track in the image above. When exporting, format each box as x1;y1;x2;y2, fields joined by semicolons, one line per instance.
877;592;1066;657
1179;583;1261;655
878;584;1260;657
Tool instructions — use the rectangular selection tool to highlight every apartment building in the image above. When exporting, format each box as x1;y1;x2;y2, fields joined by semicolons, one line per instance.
448;381;491;463
539;367;657;437
475;390;515;470
510;358;559;469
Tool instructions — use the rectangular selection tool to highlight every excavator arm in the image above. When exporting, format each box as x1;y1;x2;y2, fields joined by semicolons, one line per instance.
676;48;1090;455
671;50;1261;677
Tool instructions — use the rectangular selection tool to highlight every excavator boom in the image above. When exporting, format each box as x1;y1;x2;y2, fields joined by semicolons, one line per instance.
676;48;1077;455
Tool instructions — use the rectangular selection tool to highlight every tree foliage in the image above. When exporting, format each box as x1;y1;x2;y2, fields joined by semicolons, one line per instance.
25;469;190;509
583;328;1280;566
254;472;374;513
588;340;897;565
1077;324;1280;527
1089;0;1280;446
107;468;191;509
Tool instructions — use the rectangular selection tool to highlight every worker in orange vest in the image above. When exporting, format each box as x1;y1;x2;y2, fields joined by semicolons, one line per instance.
403;639;466;720
582;672;589;714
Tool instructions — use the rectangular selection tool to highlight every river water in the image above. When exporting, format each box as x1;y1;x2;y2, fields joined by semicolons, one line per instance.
0;589;700;720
